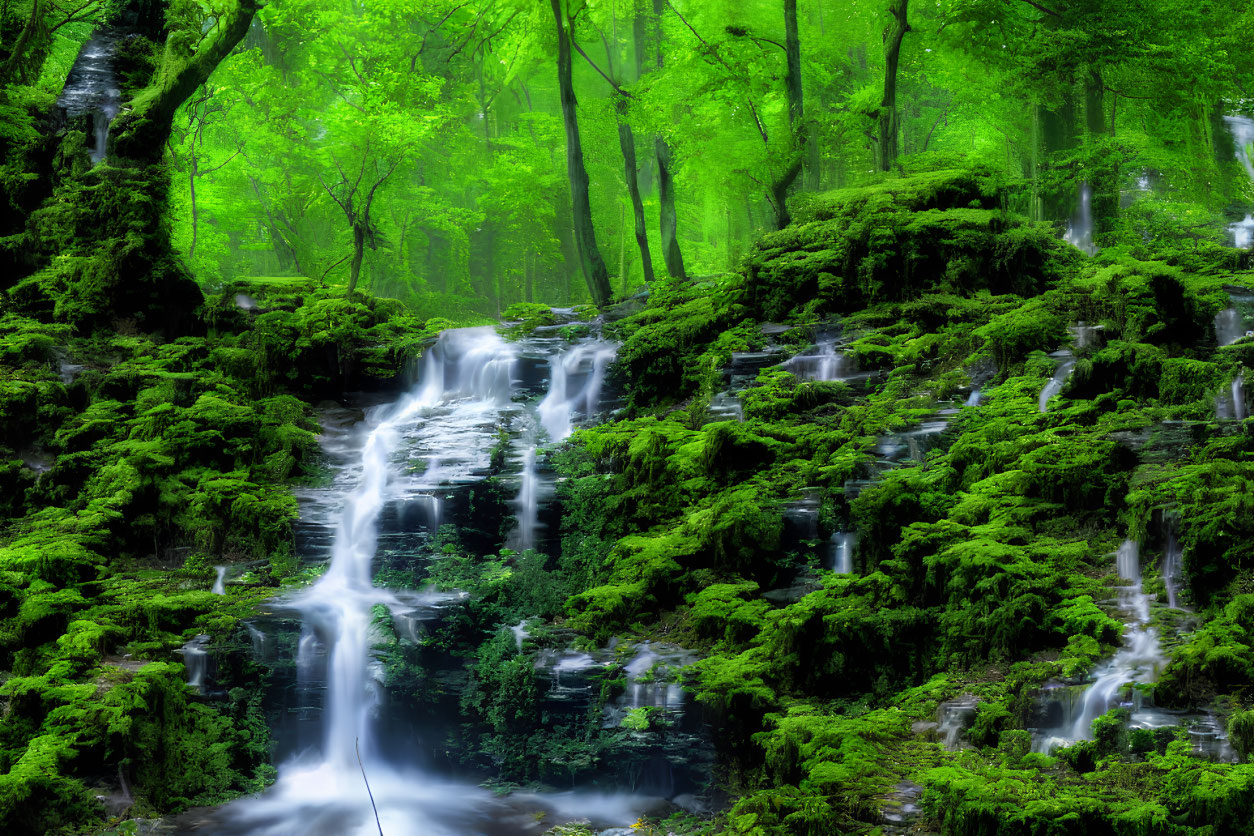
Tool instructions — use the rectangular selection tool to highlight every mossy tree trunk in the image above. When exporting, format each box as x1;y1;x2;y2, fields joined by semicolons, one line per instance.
111;0;260;162
877;0;910;172
4;0;260;335
765;0;805;230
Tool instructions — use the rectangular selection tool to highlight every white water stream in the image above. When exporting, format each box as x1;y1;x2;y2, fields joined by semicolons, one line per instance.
190;325;665;835
1035;541;1165;751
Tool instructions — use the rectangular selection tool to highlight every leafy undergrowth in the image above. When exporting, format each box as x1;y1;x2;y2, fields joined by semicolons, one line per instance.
547;169;1254;833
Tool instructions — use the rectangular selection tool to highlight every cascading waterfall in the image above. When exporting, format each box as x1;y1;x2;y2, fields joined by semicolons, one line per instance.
1216;374;1248;420
1225;115;1254;246
538;341;618;441
1163;522;1184;611
1215;307;1246;346
1063;182;1097;256
1038;352;1076;412
1224;115;1254;180
827;532;856;574
1036;541;1165;751
211;566;227;595
198;325;678;836
510;446;541;551
58;30;123;164
782;337;853;382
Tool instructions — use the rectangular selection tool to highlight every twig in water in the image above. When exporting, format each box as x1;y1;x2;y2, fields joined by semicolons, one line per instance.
356;737;384;836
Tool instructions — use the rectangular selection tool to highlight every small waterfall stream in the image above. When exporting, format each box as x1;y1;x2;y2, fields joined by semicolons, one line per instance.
1226;115;1254;246
1064;182;1097;256
1035;541;1165;751
58;29;124;164
188;322;706;835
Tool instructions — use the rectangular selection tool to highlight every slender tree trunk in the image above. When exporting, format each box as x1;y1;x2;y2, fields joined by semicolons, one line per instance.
650;0;686;280
188;156;199;258
877;0;910;172
617;99;655;288
551;0;612;306
784;0;803;131
766;0;805;229
347;224;365;296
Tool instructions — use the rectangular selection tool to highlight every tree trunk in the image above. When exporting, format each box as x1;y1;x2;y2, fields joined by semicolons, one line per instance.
877;0;910;172
346;224;365;296
766;0;805;229
188;156;199;258
551;0;612;307
650;0;686;280
617;99;655;288
0;0;45;85
783;0;803;131
113;0;260;162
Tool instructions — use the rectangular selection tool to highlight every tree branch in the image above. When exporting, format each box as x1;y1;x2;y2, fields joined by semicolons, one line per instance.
573;40;629;95
1006;0;1062;19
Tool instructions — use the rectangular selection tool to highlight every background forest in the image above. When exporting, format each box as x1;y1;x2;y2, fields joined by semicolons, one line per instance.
5;1;1254;835
133;0;1254;313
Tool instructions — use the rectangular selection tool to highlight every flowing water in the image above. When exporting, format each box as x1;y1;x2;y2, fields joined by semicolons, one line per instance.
1216;374;1248;420
1225;116;1254;246
1035;541;1166;751
826;532;856;574
1162;524;1184;611
182;323;709;834
212;566;227;595
782;336;855;382
1215;307;1247;346
1038;351;1076;412
58;29;124;164
1224;115;1254;181
1063;182;1097;256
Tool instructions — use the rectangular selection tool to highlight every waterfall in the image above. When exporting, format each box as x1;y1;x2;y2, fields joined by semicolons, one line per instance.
965;388;982;407
1224;115;1254;181
58;30;123;164
1035;541;1165;751
783;337;853;382
1063;182;1097;256
538;341;618;441
1225;116;1254;245
1163;524;1183;610
178;635;211;693
201;323;698;835
1215;308;1246;346
211;566;227;595
1217;374;1248;420
827;532;856;574
1038;352;1076;412
510;446;540;551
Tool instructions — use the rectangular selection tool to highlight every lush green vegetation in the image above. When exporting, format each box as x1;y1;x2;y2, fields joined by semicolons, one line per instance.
3;0;1254;834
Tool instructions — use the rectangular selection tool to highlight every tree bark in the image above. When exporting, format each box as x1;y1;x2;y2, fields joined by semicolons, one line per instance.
551;0;613;307
650;0;686;280
617;104;654;289
0;0;45;85
347;224;366;296
766;0;805;229
877;0;910;172
188;157;199;258
112;0;260;162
